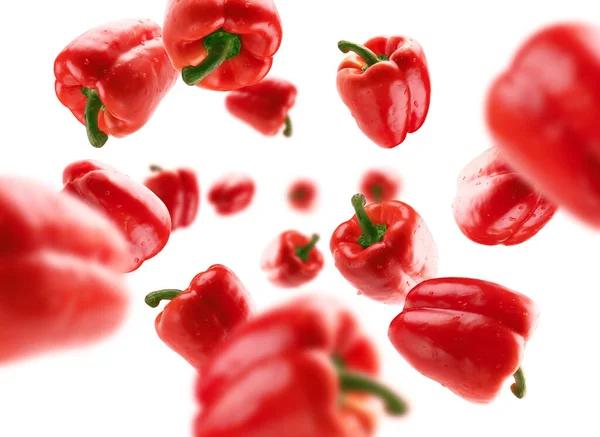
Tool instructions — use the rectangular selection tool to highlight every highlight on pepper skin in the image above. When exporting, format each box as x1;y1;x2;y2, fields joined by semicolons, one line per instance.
359;168;402;203
207;173;256;216
287;179;318;212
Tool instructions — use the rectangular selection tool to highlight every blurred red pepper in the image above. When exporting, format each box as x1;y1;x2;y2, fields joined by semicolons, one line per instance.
54;19;177;148
486;23;600;228
226;78;297;137
360;169;401;203
62;160;171;272
261;231;324;288
163;0;283;90
453;148;557;245
389;278;538;403
330;194;437;304
288;179;318;212
145;265;252;370
0;177;130;364
194;295;408;437
144;165;200;232
208;174;255;216
337;36;430;148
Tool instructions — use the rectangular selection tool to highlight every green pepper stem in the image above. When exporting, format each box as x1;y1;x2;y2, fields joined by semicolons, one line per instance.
149;165;163;172
510;367;527;399
338;40;381;67
339;368;409;416
283;115;292;137
295;234;319;262
182;30;241;86
145;289;183;308
81;87;108;148
352;194;386;248
372;185;383;203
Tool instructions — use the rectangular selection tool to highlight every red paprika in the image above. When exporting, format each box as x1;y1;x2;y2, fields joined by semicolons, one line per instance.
208;174;255;216
359;169;402;203
288;179;318;212
54;19;177;148
62;160;171;272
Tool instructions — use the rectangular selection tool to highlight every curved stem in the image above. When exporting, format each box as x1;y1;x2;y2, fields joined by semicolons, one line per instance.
283;115;292;137
295;234;319;262
145;289;183;308
339;368;409;416
510;367;526;399
352;194;386;248
338;40;381;67
81;87;108;148
149;165;163;172
182;30;241;86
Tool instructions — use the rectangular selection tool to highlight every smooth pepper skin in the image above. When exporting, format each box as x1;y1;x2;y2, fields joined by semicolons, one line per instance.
261;231;324;288
388;278;539;404
144;166;200;231
453;147;557;245
360;169;402;203
288;179;318;212
208;174;255;215
486;23;600;228
145;265;253;371
54;19;177;147
0;177;130;364
62;160;172;272
163;0;283;90
226;78;297;136
337;36;431;148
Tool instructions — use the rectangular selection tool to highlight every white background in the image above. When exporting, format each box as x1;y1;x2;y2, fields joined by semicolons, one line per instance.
1;1;599;436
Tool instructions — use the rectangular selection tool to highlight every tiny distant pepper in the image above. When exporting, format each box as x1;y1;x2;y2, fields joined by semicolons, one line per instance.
388;277;539;403
145;265;252;370
337;36;431;148
288;179;318;212
0;177;130;364
226;78;297;137
360;169;402;203
62;160;171;272
163;0;283;90
453;147;557;245
330;194;437;304
54;19;177;148
261;231;324;288
194;295;408;437
208;174;255;216
144;165;200;232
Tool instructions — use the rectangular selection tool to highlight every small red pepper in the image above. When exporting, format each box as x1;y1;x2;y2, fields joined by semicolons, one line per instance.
486;23;600;228
144;165;200;232
337;36;431;148
163;0;283;90
145;265;253;370
388;277;539;404
0;177;130;364
261;231;324;288
453;147;557;245
330;194;438;304
54;19;177;148
208;174;255;216
225;78;297;137
359;169;402;203
194;295;408;437
62;160;171;272
288;179;318;212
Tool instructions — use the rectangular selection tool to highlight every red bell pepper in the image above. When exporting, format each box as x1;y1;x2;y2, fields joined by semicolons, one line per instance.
261;231;324;288
330;194;437;304
163;0;283;90
144;165;200;232
337;36;431;148
486;23;600;228
208;174;255;216
225;77;297;137
54;19;177;148
0;177;130;364
359;169;402;203
194;295;408;437
288;179;318;212
145;265;252;370
388;277;539;403
62;160;171;272
453;147;557;245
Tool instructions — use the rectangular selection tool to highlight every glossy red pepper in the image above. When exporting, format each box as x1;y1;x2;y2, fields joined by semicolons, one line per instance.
388;277;539;403
337;36;430;148
359;169;402;203
226;78;297;137
261;231;324;288
163;0;283;90
453;148;557;245
145;265;252;370
288;179;318;212
208;174;255;216
54;19;177;148
486;23;600;228
0;177;130;364
62;160;171;272
194;295;408;437
144;165;200;232
330;194;437;304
